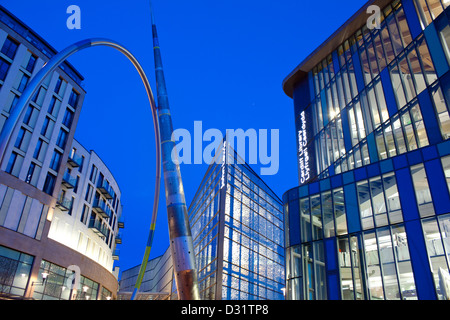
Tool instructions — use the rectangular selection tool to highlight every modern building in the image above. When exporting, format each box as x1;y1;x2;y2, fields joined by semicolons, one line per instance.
0;5;123;300
118;246;173;300
47;139;124;278
118;142;285;300
188;142;285;300
283;0;450;300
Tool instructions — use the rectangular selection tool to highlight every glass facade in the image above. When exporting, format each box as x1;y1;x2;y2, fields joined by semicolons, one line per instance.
188;143;285;300
32;260;100;300
285;0;450;300
0;245;33;298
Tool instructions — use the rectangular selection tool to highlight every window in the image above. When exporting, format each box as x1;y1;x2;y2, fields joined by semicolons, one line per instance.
25;54;37;73
322;191;335;238
363;231;384;299
311;194;322;241
1;37;18;59
56;129;68;149
416;35;437;85
80;204;89;224
17;74;29;93
421;214;450;300
85;184;93;203
334;188;347;236
370;176;388;227
62;108;74;128
68;197;75;216
14;127;26;150
442;155;450;195
410;101;428;148
0;57;10;81
413;0;448;29
40;117;50;136
5;152;18;174
80;156;85;173
300;198;311;243
25;162;36;184
407;47;426;95
50;150;62;171
42;173;56;195
358;180;374;230
23;105;34;126
89;165;98;183
383;172;402;224
54;77;63;94
430;83;450;140
68;90;79;108
338;235;364;300
0;245;34;298
410;163;434;217
74;176;80;193
47;96;57;115
33;138;43;160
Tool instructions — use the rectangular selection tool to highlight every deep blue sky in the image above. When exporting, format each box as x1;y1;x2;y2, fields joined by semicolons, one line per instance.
3;0;367;274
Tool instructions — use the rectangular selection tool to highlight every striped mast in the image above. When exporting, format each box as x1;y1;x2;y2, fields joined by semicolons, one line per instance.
136;0;200;300
128;3;161;299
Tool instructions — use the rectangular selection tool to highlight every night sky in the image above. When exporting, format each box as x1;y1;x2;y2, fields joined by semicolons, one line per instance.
2;0;367;275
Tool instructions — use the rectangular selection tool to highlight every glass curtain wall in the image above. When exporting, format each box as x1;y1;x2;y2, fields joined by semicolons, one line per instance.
298;0;450;182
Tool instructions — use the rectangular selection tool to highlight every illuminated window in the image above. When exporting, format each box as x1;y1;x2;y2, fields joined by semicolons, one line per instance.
410;163;435;217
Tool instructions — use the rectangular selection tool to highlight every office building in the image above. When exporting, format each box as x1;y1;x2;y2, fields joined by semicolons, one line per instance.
283;0;450;300
0;5;123;300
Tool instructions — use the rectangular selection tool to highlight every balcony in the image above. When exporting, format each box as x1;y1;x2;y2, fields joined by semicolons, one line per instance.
97;179;114;200
115;232;122;244
67;152;83;168
112;248;120;260
92;198;111;219
117;216;124;229
88;218;109;238
61;172;77;189
56;196;72;211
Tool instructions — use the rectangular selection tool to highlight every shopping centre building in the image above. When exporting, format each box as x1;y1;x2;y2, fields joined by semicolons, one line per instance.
283;0;450;300
119;143;285;300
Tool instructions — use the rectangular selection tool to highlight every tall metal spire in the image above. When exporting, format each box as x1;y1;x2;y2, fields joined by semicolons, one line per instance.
149;0;200;300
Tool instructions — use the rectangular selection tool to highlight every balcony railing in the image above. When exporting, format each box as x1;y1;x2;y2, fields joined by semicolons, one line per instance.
112;248;120;260
97;179;114;200
56;196;72;211
92;198;111;219
115;233;122;244
62;172;77;189
88;218;109;238
68;152;83;168
117;215;124;229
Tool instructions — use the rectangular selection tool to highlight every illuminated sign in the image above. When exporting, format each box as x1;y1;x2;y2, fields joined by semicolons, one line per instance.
298;111;310;184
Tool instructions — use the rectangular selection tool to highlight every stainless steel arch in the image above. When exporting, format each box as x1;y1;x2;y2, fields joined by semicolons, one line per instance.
0;38;162;299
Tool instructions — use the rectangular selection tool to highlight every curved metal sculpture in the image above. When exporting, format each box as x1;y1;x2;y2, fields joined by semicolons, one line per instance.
0;36;200;300
0;38;162;299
